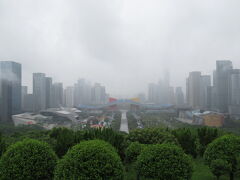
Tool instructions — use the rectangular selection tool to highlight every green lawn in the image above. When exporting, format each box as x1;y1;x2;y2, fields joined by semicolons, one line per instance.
124;158;239;180
191;158;215;180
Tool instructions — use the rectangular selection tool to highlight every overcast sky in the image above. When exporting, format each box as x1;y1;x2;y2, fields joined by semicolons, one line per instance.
1;0;240;97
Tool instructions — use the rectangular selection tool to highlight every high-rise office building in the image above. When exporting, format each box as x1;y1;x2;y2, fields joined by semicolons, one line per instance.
186;71;201;108
216;60;233;112
228;69;240;118
175;87;184;106
74;79;91;106
23;94;34;112
229;69;240;105
200;75;211;109
0;61;21;122
158;79;169;105
51;82;63;108
21;86;28;111
64;86;74;108
45;77;52;109
91;83;106;105
148;83;159;104
33;73;46;112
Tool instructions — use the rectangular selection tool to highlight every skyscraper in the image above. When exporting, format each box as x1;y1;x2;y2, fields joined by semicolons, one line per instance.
175;87;184;106
186;71;201;108
148;83;159;104
23;94;34;112
51;82;63;108
216;60;233;112
74;79;91;106
228;69;240;118
0;61;21;122
200;75;211;109
21;86;28;111
33;73;46;112
64;86;74;108
45;77;52;109
91;83;106;105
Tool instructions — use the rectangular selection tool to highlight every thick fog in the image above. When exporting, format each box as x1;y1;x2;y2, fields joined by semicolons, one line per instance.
1;0;240;97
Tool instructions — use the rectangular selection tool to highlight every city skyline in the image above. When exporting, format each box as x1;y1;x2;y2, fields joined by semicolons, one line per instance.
1;59;240;98
1;1;240;96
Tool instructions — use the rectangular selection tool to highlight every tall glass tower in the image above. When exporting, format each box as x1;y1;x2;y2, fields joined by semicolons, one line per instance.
0;61;22;122
216;60;233;113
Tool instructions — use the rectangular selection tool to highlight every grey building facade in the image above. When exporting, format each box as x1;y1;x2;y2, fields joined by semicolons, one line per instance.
200;75;211;109
0;61;21;122
33;73;46;112
45;77;52;109
175;87;184;106
64;86;74;108
228;69;240;118
21;86;28;111
186;71;201;109
51;82;63;108
216;60;233;113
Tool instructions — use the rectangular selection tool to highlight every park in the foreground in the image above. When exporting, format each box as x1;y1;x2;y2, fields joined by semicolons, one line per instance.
0;123;240;180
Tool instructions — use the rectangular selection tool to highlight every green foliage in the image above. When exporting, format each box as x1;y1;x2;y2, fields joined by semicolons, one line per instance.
127;128;178;145
197;127;220;155
0;133;6;156
80;128;127;160
49;127;75;157
54;139;124;180
0;123;44;136
210;159;231;180
204;135;240;180
0;139;57;180
125;142;146;163
136;143;193;180
111;111;122;131
172;128;198;157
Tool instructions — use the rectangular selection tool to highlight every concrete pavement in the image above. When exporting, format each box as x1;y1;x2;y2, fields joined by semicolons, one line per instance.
119;110;129;133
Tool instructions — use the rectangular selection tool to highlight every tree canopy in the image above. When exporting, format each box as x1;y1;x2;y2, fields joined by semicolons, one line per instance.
136;143;193;180
54;139;124;180
0;139;57;180
204;135;240;180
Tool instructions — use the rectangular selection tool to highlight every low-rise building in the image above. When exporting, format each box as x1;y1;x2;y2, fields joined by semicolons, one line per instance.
193;111;224;127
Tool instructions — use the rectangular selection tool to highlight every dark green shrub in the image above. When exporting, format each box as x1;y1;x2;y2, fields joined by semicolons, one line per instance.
204;135;240;180
136;143;193;180
49;127;75;157
0;139;57;180
125;142;146;163
210;159;231;180
54;139;124;180
0;132;6;156
81;128;127;160
172;128;198;157
197;127;220;155
127;128;178;145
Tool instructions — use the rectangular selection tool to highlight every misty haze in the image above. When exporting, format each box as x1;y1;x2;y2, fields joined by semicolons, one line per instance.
0;1;240;180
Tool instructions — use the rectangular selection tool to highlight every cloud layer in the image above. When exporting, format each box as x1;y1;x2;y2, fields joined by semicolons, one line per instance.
1;0;240;97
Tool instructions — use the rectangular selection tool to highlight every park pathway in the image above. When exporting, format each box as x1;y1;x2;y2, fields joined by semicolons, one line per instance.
119;110;129;133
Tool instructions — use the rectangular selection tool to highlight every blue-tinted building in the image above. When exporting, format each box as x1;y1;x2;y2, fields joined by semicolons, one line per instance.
0;61;22;122
33;73;46;112
216;60;232;113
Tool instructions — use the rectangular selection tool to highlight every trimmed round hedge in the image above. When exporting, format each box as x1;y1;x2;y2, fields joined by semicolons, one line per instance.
54;139;124;180
136;143;193;180
125;142;146;163
0;139;57;180
204;135;240;179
